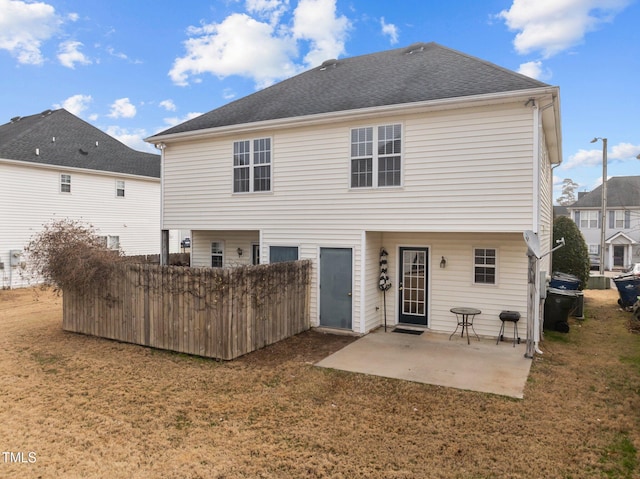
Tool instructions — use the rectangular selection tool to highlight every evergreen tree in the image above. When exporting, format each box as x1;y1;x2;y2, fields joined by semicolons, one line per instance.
552;216;590;289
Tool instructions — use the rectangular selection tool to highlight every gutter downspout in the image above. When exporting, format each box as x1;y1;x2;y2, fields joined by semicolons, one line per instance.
530;101;543;356
155;143;168;265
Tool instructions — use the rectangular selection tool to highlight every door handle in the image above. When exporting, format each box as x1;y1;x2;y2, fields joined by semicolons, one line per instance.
348;292;352;296
399;282;403;291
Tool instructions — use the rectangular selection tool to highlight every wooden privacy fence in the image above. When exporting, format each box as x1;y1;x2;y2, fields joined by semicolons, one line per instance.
63;260;311;360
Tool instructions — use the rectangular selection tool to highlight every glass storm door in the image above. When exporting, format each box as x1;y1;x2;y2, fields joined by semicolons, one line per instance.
398;247;428;326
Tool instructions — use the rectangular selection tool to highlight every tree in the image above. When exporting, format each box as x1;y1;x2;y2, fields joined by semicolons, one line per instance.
556;178;580;206
552;216;590;289
24;219;122;291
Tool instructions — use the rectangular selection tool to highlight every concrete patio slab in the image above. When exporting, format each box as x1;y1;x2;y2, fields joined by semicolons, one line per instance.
315;328;532;398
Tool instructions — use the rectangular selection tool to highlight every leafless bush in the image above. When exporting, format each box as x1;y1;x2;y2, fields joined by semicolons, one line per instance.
24;219;122;292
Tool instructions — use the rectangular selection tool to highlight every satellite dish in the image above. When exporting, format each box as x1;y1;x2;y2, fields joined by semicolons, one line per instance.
523;230;541;258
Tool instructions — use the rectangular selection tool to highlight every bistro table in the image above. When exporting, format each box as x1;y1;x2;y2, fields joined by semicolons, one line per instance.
449;307;481;344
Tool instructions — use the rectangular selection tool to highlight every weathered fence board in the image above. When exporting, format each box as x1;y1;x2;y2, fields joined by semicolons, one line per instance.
63;261;311;360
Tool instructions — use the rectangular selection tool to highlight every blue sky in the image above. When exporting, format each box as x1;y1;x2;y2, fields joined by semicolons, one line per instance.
1;0;639;202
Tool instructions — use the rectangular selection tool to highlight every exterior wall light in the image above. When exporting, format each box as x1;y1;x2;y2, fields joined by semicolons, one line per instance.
440;256;447;268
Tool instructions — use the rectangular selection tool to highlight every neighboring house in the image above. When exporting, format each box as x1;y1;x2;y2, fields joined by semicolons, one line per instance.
147;42;562;343
567;176;640;270
0;109;161;288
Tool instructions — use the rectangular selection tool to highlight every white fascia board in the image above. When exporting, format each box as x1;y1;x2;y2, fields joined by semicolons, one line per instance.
147;86;562;145
0;157;160;182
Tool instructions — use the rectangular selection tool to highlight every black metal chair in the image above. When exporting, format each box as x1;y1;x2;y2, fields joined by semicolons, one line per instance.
497;311;520;347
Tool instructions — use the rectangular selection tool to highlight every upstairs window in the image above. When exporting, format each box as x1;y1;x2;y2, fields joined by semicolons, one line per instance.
60;174;71;193
474;248;496;285
578;210;598;229
233;138;271;193
116;180;125;197
350;124;402;188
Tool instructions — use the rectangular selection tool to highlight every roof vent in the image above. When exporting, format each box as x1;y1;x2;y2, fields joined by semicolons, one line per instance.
404;43;425;55
41;109;52;116
319;59;338;71
35;148;40;156
10;116;21;123
78;148;88;155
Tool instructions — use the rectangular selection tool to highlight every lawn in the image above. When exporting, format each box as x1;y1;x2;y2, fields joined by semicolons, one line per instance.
0;287;638;478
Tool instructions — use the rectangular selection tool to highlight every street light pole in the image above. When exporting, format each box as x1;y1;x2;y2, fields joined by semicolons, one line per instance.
591;137;607;275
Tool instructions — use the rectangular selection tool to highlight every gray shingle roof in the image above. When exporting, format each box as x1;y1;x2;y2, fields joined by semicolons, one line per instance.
571;176;640;208
152;42;550;138
0;109;160;178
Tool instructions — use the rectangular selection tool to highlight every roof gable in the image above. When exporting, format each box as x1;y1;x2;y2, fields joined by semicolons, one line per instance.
0;109;160;178
153;42;550;137
571;176;640;208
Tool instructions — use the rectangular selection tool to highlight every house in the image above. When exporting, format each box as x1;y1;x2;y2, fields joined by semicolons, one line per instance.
0;109;162;288
147;42;562;344
567;176;640;270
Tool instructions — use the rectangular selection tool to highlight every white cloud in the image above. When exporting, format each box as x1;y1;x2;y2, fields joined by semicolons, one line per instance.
497;0;632;58
380;17;399;45
162;112;202;128
561;142;640;169
105;125;151;152
169;0;350;88
246;0;289;25
517;60;551;81
0;0;62;65
159;99;177;112
57;40;91;68
169;13;298;88
292;0;350;67
108;98;137;119
54;94;93;116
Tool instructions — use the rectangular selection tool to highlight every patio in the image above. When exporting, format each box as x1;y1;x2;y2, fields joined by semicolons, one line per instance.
315;328;533;398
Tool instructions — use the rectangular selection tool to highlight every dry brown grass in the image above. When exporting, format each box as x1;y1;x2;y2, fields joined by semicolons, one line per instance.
1;287;639;478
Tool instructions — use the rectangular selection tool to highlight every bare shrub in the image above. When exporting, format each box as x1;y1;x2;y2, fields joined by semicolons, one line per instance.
24;219;122;292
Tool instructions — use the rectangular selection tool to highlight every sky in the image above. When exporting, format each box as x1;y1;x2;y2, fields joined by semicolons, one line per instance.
1;0;639;202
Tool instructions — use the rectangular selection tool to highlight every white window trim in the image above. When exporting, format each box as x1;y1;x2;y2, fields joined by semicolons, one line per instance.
472;246;498;286
116;180;125;198
580;210;599;229
349;123;403;189
232;137;272;194
211;241;224;268
614;210;625;228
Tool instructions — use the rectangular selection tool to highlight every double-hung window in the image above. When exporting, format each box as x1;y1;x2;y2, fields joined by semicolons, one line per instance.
474;248;497;285
350;124;402;188
578;210;598;229
60;174;71;193
233;138;271;193
116;180;125;197
211;242;224;268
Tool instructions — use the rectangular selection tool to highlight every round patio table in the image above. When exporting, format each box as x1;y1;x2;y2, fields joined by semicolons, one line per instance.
449;307;481;344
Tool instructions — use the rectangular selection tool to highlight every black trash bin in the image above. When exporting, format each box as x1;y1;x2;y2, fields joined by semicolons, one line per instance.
549;272;581;290
544;287;578;333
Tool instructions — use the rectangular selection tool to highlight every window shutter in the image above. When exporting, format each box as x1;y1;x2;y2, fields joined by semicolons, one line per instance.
609;211;615;228
625;210;631;229
574;211;580;225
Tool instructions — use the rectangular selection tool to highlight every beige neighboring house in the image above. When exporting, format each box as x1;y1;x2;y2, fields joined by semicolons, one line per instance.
0;109;162;288
147;42;562;346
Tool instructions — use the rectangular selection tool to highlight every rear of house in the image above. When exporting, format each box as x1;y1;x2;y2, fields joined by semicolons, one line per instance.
148;42;562;343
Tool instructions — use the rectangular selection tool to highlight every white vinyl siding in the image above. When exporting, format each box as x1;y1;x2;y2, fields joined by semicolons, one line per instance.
162;103;535;233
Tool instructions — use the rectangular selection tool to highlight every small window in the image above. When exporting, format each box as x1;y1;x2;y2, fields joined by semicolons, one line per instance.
107;236;120;250
116;180;125;197
474;248;496;285
269;246;298;263
60;174;71;193
211;242;224;268
233;138;271;193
